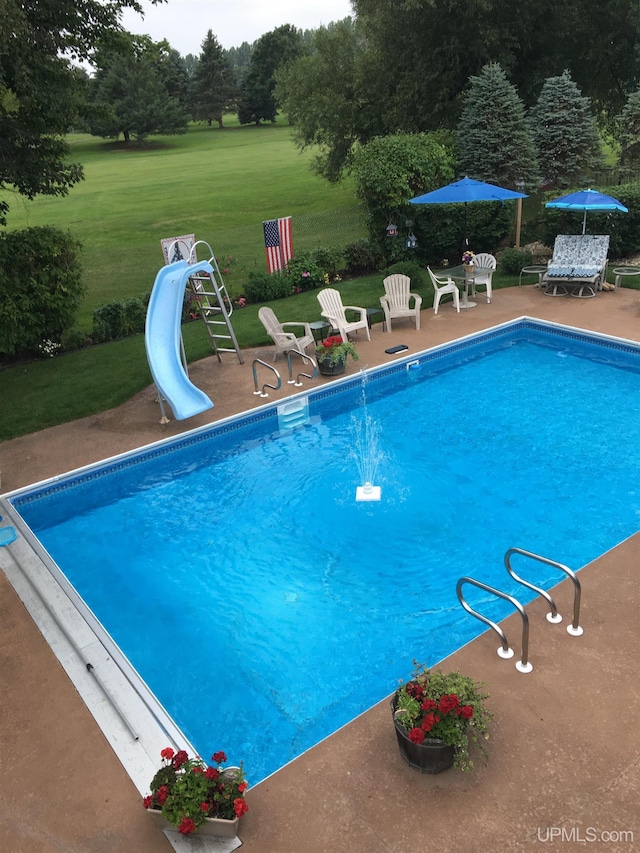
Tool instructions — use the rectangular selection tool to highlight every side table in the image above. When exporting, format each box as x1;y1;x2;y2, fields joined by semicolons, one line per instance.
309;320;331;342
365;306;384;329
612;266;640;290
519;265;548;287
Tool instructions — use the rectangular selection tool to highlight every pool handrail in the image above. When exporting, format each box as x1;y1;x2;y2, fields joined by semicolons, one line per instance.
252;359;282;398
504;547;583;636
456;576;533;673
286;348;318;386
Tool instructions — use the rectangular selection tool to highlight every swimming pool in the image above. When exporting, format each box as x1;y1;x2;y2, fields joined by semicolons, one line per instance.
5;317;640;785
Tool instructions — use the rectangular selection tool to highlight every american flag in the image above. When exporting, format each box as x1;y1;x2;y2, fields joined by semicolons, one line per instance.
263;216;294;273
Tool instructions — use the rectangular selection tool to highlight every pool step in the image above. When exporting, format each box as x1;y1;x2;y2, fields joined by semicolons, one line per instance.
277;398;310;431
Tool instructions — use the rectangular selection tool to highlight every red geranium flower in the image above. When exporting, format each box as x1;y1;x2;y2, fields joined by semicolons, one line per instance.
204;766;219;780
178;817;197;835
142;795;153;809
322;335;343;348
156;785;169;805
234;798;249;817
460;705;474;719
200;802;210;813
406;681;424;699
408;727;425;744
421;698;437;711
173;749;189;769
212;751;227;764
160;747;174;761
438;693;460;714
237;781;248;793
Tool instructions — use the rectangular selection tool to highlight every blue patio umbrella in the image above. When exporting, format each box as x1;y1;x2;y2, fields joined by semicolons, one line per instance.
409;176;528;246
545;189;628;235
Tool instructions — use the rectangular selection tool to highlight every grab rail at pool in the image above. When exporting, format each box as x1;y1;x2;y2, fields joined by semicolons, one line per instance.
286;349;318;386
456;577;533;673
252;359;282;398
504;548;583;636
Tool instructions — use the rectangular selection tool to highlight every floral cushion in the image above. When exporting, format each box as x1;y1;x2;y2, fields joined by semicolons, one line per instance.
547;235;609;279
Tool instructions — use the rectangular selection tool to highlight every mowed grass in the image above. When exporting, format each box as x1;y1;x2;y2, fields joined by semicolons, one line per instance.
4;116;362;327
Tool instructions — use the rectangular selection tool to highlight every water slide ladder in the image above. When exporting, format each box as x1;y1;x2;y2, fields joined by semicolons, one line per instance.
168;239;243;364
456;548;583;674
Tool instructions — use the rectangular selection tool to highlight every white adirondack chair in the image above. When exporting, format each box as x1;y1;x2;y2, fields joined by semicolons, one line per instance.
258;306;314;361
380;274;423;332
427;267;460;314
317;288;371;341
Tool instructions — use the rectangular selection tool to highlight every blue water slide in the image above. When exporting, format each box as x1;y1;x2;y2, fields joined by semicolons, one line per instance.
145;260;214;420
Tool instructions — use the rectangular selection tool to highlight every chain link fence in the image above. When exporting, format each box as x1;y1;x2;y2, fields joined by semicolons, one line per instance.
217;203;369;290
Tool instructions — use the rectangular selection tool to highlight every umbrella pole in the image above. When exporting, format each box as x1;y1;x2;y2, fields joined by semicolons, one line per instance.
582;210;587;235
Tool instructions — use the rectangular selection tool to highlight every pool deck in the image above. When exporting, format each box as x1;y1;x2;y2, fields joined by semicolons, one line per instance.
1;284;640;852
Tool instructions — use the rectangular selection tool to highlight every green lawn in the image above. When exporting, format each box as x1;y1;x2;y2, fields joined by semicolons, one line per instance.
4;117;364;328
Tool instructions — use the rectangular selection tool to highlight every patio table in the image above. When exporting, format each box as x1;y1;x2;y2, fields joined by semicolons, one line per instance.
436;265;493;309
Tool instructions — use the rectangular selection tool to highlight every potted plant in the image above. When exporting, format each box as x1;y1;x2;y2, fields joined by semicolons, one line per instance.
391;661;493;773
462;250;476;271
315;334;359;376
143;747;249;837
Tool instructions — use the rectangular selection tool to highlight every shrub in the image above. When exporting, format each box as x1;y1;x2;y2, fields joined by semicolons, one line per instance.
286;254;327;292
61;328;91;352
92;294;149;342
309;246;344;279
0;226;84;356
383;260;427;288
499;247;534;275
343;239;381;275
243;270;291;303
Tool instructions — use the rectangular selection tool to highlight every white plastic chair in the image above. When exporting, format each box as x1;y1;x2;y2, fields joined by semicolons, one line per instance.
317;288;371;341
470;253;496;303
258;306;314;361
380;274;423;332
427;267;460;314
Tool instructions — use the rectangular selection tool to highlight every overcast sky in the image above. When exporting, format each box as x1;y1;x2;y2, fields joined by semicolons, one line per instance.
120;0;354;55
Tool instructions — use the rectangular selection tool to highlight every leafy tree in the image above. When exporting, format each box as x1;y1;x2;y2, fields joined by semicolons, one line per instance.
457;63;538;189
0;0;163;225
88;37;190;144
275;20;376;182
617;85;640;165
351;132;455;257
278;0;639;183
238;24;306;125
190;31;237;128
529;70;603;189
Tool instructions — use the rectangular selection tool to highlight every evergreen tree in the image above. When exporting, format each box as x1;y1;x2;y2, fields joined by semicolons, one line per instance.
457;63;538;189
190;31;237;128
88;38;190;145
529;70;603;189
617;85;640;166
238;24;306;126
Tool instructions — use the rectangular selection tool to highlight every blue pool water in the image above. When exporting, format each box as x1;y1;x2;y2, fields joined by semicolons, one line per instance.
10;320;640;783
